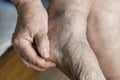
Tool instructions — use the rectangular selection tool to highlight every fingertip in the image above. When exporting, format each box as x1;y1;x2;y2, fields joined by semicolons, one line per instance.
37;46;50;59
35;36;50;59
42;49;50;59
44;61;56;68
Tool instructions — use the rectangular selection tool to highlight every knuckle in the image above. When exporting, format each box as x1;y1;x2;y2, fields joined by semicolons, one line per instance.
12;37;29;50
12;37;18;46
29;58;38;65
12;36;21;46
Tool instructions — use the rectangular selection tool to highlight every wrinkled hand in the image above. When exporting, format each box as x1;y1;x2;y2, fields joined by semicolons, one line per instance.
12;1;55;71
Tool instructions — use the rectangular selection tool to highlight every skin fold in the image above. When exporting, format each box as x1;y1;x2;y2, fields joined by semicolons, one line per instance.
87;0;120;80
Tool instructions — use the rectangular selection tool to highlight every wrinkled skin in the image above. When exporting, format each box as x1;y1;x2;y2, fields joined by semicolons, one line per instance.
12;0;120;80
47;0;105;80
12;0;55;71
87;0;120;80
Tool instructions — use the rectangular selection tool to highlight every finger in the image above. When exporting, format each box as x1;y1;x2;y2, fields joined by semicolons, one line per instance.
34;32;50;59
20;50;55;69
21;58;47;71
14;37;55;68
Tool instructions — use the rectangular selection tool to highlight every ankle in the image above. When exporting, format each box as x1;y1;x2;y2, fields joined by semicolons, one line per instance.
48;0;93;18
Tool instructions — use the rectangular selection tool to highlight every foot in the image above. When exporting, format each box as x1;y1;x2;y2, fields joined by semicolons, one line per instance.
47;0;106;80
87;0;120;80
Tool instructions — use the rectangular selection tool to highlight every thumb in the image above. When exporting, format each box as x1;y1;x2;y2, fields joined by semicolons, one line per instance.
34;32;50;59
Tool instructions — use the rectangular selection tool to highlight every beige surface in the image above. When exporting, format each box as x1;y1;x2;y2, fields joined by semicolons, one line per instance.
0;47;69;80
37;68;69;80
0;47;40;80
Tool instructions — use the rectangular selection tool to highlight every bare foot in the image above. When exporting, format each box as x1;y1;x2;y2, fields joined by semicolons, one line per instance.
87;0;120;80
47;0;106;80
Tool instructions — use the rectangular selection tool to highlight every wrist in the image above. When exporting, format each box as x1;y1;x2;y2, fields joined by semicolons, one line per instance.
13;0;42;9
13;0;46;15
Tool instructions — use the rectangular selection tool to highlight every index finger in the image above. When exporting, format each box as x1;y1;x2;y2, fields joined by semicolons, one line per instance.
13;37;54;68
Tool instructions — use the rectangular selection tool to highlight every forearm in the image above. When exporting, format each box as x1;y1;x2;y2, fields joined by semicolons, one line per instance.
12;0;44;12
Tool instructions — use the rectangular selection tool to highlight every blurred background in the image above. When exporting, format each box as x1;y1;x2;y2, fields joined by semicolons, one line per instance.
0;0;69;80
0;0;17;57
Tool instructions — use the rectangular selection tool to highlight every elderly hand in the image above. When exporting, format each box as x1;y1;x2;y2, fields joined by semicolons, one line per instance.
12;0;55;71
